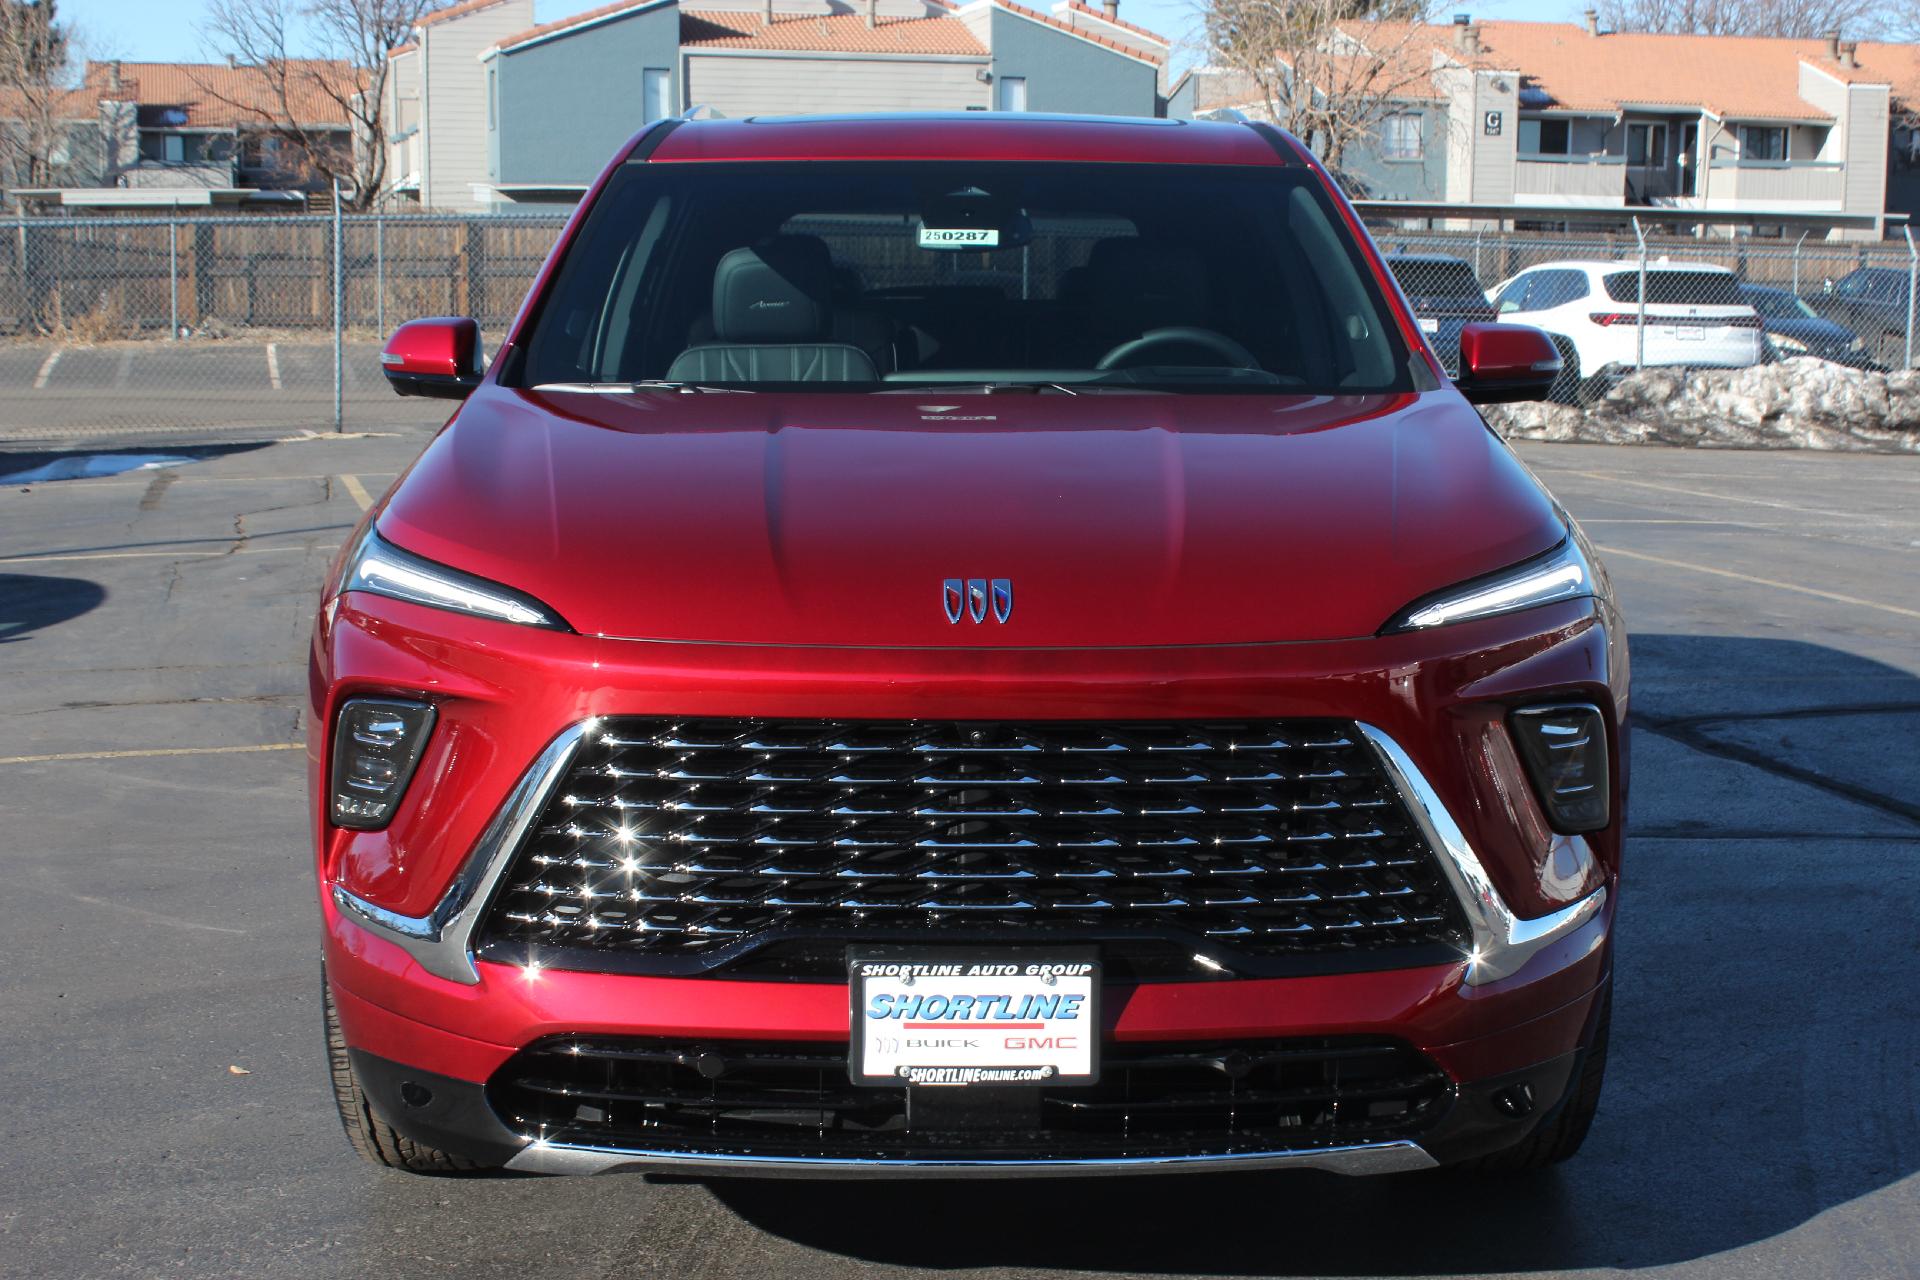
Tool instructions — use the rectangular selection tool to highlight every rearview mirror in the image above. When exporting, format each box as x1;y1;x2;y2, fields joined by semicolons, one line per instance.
381;317;482;400
1455;322;1562;404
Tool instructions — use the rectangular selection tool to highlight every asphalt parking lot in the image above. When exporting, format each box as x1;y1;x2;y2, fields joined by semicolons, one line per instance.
0;340;429;443
1;429;1916;1280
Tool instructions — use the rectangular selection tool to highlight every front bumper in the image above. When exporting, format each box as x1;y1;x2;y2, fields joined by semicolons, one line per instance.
314;590;1625;1176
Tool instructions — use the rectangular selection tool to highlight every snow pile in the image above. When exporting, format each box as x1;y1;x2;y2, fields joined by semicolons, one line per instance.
1483;359;1920;452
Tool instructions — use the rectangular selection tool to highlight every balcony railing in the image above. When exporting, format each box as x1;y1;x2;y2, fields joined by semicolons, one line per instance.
1704;160;1844;207
1514;155;1627;204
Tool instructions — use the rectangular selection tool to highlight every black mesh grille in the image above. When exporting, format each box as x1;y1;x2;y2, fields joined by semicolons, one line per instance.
487;1036;1453;1160
475;718;1469;972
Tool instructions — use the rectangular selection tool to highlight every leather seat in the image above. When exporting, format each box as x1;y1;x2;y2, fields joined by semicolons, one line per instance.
667;237;880;383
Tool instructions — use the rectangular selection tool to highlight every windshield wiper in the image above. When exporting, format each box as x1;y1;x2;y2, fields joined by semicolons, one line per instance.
529;380;755;394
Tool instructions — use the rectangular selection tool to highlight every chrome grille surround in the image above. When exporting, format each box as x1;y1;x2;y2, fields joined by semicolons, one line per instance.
469;718;1473;971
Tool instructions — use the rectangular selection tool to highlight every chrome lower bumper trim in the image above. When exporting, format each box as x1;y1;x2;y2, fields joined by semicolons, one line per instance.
504;1138;1438;1179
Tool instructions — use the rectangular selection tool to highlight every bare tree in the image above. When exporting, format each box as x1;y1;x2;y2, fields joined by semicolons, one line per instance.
1593;0;1885;38
198;0;447;210
1196;0;1442;181
0;0;76;198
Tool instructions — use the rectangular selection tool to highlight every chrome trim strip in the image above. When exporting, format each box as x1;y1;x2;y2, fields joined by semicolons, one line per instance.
504;1138;1437;1179
1356;723;1606;986
331;722;589;984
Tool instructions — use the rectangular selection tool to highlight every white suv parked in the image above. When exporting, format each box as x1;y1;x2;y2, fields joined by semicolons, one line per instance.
1488;261;1763;397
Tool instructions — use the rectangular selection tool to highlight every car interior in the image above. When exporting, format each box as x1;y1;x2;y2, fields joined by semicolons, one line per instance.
511;163;1409;394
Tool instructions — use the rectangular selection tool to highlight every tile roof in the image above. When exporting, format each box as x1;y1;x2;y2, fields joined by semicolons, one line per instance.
1349;20;1920;122
988;0;1163;64
495;0;668;51
679;8;986;56
1057;1;1169;46
76;60;357;128
416;0;515;28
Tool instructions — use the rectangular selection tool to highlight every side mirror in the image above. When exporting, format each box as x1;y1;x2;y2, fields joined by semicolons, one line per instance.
381;317;483;399
1455;322;1562;404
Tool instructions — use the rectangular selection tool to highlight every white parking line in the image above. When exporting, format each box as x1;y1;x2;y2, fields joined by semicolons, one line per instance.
337;474;374;511
266;343;282;391
1565;471;1869;522
0;544;337;565
1595;544;1920;621
33;349;62;389
0;742;304;766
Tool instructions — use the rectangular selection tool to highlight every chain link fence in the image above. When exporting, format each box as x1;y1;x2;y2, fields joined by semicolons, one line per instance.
0;212;569;444
1375;224;1920;409
3;210;1917;442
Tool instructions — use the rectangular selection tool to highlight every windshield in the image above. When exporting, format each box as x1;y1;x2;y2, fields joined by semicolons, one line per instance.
1602;270;1740;305
1746;288;1817;321
507;161;1412;394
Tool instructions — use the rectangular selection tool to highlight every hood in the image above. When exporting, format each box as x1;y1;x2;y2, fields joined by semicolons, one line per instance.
378;386;1563;648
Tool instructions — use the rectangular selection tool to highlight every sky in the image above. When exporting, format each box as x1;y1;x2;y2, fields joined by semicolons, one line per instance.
63;0;1575;68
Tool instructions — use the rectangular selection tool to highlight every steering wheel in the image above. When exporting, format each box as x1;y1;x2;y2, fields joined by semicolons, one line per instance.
1095;326;1262;372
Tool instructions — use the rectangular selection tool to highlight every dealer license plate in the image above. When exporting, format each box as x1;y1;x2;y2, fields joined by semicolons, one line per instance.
849;948;1100;1087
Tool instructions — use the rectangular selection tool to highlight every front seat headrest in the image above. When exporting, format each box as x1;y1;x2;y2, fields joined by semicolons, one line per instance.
712;237;834;344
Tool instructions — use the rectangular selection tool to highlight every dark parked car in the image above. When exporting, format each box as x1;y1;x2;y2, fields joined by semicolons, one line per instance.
1814;267;1912;368
1741;284;1871;367
1385;253;1495;376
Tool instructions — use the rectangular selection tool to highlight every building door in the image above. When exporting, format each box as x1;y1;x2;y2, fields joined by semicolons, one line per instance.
1678;122;1699;196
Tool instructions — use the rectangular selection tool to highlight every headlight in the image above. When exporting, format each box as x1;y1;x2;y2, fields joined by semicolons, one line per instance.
340;526;572;630
1772;335;1809;355
1384;536;1592;632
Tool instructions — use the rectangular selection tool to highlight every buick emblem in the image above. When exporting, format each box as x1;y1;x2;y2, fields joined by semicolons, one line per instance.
943;578;1012;624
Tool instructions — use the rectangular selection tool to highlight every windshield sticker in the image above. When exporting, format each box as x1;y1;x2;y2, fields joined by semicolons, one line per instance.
918;226;999;250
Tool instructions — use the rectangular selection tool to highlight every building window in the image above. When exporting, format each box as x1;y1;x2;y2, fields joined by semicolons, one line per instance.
1627;122;1666;166
997;76;1027;112
1740;125;1787;161
164;134;184;163
1379;113;1422;160
1518;118;1570;156
643;67;671;123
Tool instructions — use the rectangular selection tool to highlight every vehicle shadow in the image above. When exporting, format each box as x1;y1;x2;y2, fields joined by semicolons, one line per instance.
698;633;1920;1275
0;573;106;645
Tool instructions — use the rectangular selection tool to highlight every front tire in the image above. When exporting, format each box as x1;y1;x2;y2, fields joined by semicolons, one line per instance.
323;972;498;1174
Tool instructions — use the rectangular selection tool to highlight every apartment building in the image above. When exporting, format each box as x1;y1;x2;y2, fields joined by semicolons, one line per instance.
1171;15;1920;237
381;0;1168;209
2;60;355;211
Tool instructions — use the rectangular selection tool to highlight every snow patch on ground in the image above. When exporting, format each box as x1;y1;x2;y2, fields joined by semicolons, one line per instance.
3;454;196;483
1483;359;1920;453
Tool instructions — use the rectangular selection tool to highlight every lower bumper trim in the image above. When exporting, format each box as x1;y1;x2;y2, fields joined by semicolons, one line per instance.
503;1138;1438;1180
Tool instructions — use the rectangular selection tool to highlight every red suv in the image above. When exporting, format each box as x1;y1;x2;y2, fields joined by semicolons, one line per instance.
316;114;1624;1178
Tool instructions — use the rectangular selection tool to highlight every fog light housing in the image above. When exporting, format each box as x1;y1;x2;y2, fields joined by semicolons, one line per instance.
1509;702;1610;833
330;698;435;830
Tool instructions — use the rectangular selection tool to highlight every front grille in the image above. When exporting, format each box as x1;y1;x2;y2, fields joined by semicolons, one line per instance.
474;718;1469;974
488;1036;1453;1160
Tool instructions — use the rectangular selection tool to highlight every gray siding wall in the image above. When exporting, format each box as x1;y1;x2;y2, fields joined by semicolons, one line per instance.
683;53;987;116
985;7;1156;117
1342;103;1448;201
1842;83;1889;216
420;0;533;208
494;3;681;186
